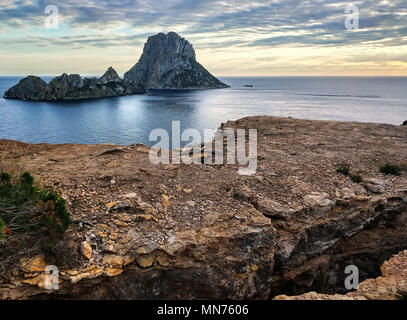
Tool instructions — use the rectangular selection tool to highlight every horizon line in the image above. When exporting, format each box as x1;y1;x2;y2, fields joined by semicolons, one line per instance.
1;75;407;78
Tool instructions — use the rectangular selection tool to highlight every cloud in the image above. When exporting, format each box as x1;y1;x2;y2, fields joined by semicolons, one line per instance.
0;0;406;75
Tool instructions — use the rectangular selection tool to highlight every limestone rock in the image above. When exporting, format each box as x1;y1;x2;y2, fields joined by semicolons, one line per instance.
81;241;92;260
364;178;386;194
274;250;407;300
102;255;123;270
106;200;132;211
20;255;47;273
124;32;229;90
136;254;156;268
304;192;334;208
256;198;291;219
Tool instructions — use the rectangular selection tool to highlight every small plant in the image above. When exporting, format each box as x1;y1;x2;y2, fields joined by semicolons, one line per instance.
396;291;407;300
0;172;11;184
336;166;362;183
233;191;245;200
336;166;350;176
0;218;5;241
379;163;401;176
350;174;363;183
0;171;71;240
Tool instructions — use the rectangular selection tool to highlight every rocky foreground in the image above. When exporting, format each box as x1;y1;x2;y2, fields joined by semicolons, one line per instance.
0;116;406;300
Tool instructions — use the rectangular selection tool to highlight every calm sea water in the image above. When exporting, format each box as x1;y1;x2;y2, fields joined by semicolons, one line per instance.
0;76;406;146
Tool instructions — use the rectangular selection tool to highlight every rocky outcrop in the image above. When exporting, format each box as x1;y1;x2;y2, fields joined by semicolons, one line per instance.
2;76;48;101
3;33;228;101
3;67;145;101
0;116;406;300
274;250;407;300
124;32;229;90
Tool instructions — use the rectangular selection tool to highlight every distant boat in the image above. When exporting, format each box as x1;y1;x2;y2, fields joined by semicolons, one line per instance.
244;84;253;88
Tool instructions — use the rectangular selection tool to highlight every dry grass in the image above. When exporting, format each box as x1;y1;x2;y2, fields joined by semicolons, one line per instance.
0;141;27;183
0;147;72;280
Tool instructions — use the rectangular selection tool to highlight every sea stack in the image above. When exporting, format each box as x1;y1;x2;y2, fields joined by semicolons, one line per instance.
124;32;229;90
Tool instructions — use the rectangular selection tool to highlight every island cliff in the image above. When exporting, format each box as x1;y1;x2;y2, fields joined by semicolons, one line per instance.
124;32;229;90
3;32;229;101
3;67;145;101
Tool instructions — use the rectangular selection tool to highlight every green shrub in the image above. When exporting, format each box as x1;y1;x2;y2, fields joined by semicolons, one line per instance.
336;166;350;176
379;163;401;176
233;191;246;200
396;291;407;300
0;171;71;240
0;218;5;241
0;172;11;184
350;174;363;183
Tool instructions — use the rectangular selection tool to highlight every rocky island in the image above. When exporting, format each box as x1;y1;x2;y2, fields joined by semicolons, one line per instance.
3;67;145;101
124;32;229;90
3;32;228;102
0;116;406;300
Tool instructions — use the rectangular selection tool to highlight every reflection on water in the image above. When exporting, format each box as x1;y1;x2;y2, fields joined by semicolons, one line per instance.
0;77;406;146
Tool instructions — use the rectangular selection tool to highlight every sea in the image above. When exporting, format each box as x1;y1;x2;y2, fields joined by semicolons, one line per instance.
0;76;406;147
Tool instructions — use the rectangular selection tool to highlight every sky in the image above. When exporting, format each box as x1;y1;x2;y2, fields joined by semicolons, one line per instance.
0;0;406;76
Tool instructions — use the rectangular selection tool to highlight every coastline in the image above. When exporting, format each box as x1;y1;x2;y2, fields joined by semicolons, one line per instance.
1;116;406;300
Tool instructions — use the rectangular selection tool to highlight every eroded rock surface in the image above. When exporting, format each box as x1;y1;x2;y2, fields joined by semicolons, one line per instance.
274;250;407;300
0;116;406;299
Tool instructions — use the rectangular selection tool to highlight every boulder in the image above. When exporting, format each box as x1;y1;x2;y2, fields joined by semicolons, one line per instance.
124;32;229;90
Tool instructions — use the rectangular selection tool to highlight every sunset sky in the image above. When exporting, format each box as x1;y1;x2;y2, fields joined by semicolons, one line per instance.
0;0;406;76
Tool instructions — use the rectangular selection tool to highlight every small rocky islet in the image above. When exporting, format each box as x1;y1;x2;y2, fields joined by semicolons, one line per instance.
3;32;229;102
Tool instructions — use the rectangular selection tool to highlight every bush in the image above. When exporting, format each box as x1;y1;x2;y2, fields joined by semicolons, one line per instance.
396;291;407;300
0;171;71;240
350;174;363;183
336;166;350;176
336;166;362;183
0;172;11;184
233;191;246;200
379;163;401;176
0;218;5;241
